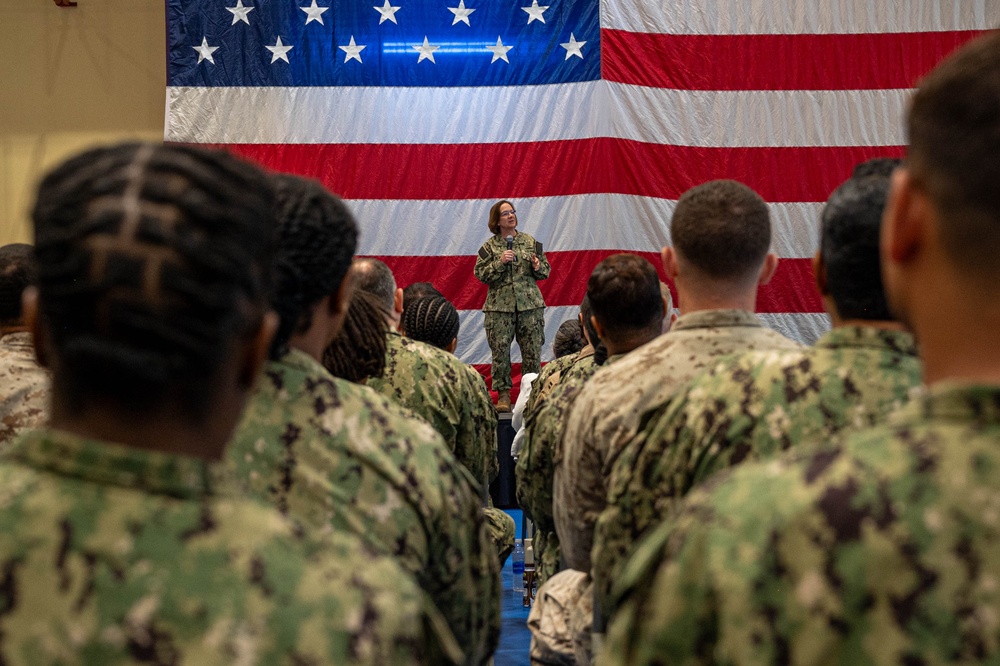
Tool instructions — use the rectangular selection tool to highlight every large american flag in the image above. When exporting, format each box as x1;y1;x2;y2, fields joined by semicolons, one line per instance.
165;0;993;392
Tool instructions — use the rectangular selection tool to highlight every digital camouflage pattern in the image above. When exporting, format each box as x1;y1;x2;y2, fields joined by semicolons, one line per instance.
0;331;48;448
601;383;1000;666
525;351;580;415
474;233;550;313
0;428;463;665
555;310;801;572
230;349;501;665
592;326;922;632
517;346;598;585
484;308;546;392
484;505;516;566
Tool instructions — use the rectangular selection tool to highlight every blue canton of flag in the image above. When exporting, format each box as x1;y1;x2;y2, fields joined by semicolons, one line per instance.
167;0;600;86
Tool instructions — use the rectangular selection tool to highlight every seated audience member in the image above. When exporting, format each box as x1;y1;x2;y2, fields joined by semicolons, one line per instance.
403;281;444;310
401;294;461;352
10;142;459;664
228;176;498;666
0;243;47;446
354;258;515;565
601;32;1000;666
552;317;586;359
527;301;601;416
522;254;668;664
323;290;389;383
592;157;922;641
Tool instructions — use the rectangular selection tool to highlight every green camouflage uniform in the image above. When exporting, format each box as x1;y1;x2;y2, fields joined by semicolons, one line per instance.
592;326;922;634
0;428;462;665
474;233;551;392
517;346;598;586
526;351;582;416
600;382;1000;666
555;310;801;574
367;332;514;563
229;348;501;665
0;332;48;448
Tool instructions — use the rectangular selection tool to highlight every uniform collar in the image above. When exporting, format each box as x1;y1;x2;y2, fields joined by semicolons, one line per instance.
814;326;917;357
0;331;34;352
904;383;1000;425
671;309;763;332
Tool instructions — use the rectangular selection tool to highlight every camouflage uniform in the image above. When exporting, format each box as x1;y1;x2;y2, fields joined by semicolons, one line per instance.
555;309;801;574
474;233;551;392
367;332;514;563
517;345;598;586
0;331;48;448
526;350;584;416
600;382;1000;666
592;326;922;634
0;428;462;665
229;348;501;666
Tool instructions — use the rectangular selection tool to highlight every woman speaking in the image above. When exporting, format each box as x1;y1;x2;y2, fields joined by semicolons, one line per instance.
474;200;550;412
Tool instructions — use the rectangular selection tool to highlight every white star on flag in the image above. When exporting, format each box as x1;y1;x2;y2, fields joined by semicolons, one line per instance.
560;33;586;59
300;0;329;25
193;37;219;64
413;36;440;63
522;0;549;24
448;0;475;26
374;0;401;25
226;0;253;25
339;36;366;63
486;36;513;63
266;36;294;63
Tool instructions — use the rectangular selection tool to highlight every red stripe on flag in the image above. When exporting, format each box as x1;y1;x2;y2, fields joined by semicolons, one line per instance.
601;29;989;90
219;141;903;203
365;251;823;313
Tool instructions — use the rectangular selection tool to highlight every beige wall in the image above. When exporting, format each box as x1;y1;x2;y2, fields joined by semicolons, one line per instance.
0;0;165;245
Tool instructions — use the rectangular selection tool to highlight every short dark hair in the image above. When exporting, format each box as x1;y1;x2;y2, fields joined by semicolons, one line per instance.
670;180;771;280
552;318;585;358
488;200;514;235
580;295;608;366
586;254;664;341
820;159;900;321
401;295;460;351
31;143;275;419
907;31;1000;284
353;258;396;315
0;243;36;327
323;291;387;383
269;174;358;360
402;282;442;310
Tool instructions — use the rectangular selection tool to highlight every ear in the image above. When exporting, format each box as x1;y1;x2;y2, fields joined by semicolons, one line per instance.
757;253;778;286
590;315;605;342
882;167;925;265
22;287;49;369
446;338;458;354
393;287;404;315
239;310;279;388
812;251;828;297
661;246;679;280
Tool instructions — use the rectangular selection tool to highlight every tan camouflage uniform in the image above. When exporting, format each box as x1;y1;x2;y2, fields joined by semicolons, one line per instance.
517;345;598;586
600;382;1000;665
229;348;501;666
474;233;551;392
0;428;462;665
592;325;922;634
367;332;514;564
0;331;48;448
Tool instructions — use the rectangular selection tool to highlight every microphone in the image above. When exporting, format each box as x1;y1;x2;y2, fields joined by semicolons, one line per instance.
506;235;513;250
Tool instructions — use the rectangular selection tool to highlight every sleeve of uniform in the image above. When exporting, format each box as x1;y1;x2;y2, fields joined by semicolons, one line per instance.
474;240;507;286
532;240;551;280
553;388;603;572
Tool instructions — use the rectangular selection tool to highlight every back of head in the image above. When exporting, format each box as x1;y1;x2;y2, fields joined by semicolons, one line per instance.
269;174;358;359
821;158;900;321
353;257;397;316
0;243;36;328
324;291;387;383
402;281;442;311
907;31;1000;287
553;318;585;359
670;180;771;282
401;295;460;351
31;142;275;420
586;253;664;341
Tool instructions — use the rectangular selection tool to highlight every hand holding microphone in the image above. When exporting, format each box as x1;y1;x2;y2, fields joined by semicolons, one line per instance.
502;235;515;264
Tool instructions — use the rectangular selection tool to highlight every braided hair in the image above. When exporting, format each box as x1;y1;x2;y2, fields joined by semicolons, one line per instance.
401;295;460;351
0;243;36;327
323;291;387;383
269;174;358;359
552;318;585;359
31;142;275;419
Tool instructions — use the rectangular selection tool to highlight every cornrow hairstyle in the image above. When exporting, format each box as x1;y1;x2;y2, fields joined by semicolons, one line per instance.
401;295;460;351
31;142;275;420
552;318;585;359
0;243;36;327
402;281;443;311
269;174;359;360
323;291;387;383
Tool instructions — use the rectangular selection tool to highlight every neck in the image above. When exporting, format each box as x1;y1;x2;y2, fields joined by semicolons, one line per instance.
289;327;328;363
675;285;758;315
603;326;660;357
0;324;28;337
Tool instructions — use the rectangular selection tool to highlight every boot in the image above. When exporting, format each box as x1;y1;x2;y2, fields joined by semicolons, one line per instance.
497;390;511;413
